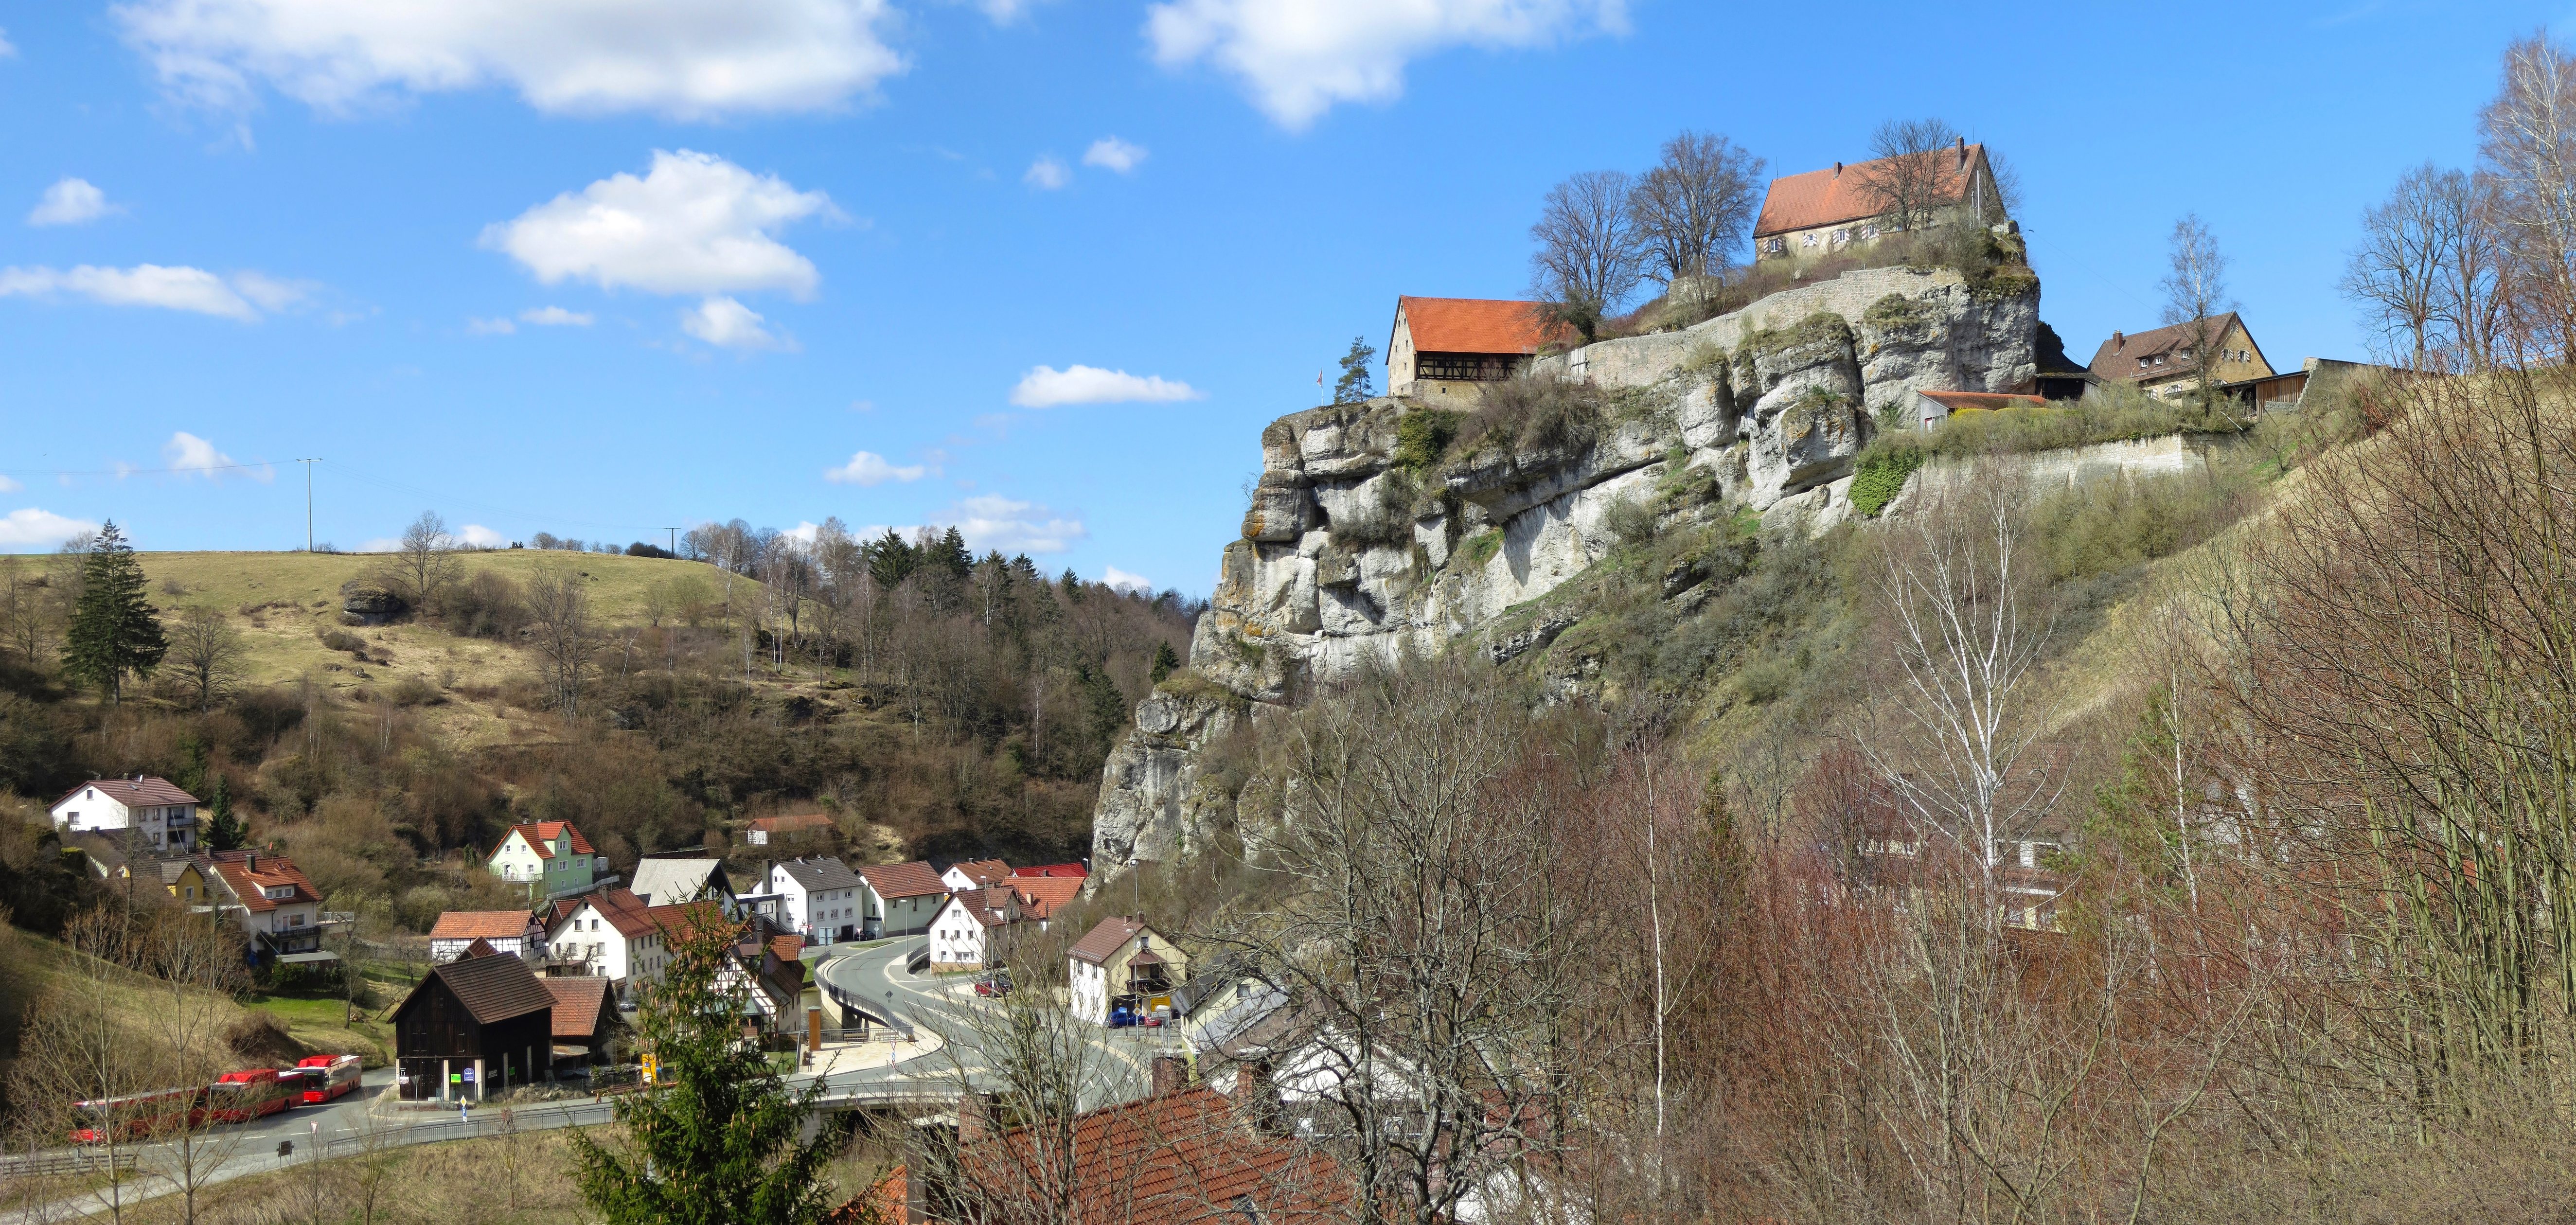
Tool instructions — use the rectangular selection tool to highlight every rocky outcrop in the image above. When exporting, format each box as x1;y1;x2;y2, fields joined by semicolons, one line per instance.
1088;263;2041;869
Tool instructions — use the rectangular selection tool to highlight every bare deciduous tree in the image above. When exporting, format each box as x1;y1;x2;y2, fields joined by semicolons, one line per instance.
2158;213;2240;421
140;911;252;1225
390;511;458;609
2480;33;2576;358
1530;169;1647;342
1626;131;1766;292
524;566;598;716
1852;117;1967;233
165;606;244;712
2343;163;2458;368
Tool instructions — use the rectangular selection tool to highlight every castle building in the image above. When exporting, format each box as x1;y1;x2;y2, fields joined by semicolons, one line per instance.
1753;140;2008;265
1386;296;1577;402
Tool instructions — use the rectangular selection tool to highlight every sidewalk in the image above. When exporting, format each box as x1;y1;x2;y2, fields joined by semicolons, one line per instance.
806;1027;945;1078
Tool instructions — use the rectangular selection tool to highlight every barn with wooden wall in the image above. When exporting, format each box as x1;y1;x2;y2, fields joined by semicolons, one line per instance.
392;951;556;1101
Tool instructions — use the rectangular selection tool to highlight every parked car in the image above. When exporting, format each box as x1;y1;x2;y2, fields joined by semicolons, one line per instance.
973;971;1013;998
1108;1005;1137;1028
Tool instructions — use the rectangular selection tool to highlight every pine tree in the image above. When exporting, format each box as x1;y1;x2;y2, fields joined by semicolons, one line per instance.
573;909;839;1225
934;527;973;578
203;776;246;852
1149;641;1180;684
63;522;166;704
1332;335;1378;403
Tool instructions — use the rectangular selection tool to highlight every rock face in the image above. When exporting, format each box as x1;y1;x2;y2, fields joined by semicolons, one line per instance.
1087;264;2039;867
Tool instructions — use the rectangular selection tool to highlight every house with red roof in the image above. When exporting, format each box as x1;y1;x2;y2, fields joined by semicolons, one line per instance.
429;910;544;962
202;850;325;958
485;821;606;896
1069;916;1187;1026
1911;389;2051;432
926;887;1023;971
1386;296;1580;402
1753;139;2008;266
856;861;949;940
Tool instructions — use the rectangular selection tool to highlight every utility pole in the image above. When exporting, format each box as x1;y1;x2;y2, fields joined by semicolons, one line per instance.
666;527;678;557
294;459;321;551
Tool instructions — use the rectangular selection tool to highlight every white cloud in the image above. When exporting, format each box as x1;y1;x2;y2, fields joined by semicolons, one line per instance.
1082;137;1147;173
27;178;119;227
825;450;928;486
0;264;276;320
163;431;258;478
942;494;1085;554
230;271;309;311
481;149;831;298
467;316;516;335
967;0;1048;22
519;305;592;326
0;477;18;493
1009;364;1202;408
680;295;793;351
454;523;507;548
0;508;102;549
0;27;15;58
1145;0;1625;129
112;0;905;120
1023;156;1069;190
1101;565;1153;593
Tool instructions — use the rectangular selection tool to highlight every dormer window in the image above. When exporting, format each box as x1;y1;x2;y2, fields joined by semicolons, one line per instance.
265;885;295;901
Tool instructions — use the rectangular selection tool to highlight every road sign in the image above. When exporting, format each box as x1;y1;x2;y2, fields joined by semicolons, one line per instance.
640;1054;657;1084
461;1067;476;1083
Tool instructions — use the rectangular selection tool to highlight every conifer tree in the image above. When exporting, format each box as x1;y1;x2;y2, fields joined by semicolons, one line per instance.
1149;640;1180;684
63;522;166;704
1333;336;1378;403
203;777;245;852
573;909;838;1225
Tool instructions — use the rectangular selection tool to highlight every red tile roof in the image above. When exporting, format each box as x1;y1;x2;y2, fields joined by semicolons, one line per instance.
948;858;1012;888
1754;143;1987;238
541;976;615;1040
1069;916;1160;966
431;911;537;941
1394;296;1576;355
208;855;320;913
961;1086;1347;1224
1013;876;1084;920
1012;862;1089;879
747;813;835;834
768;934;804;965
499;821;594;860
56;777;199;809
858;860;948;901
944;888;1018;930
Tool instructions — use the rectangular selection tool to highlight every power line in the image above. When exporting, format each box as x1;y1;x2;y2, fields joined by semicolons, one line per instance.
0;461;282;478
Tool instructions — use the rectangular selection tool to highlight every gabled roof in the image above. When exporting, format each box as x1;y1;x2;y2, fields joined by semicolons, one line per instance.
940;887;1018;930
552;887;653;940
963;1085;1348;1223
947;858;1013;888
431;911;537;941
1754;142;1988;238
857;860;946;900
630;858;730;906
1013;875;1084;920
746;813;835;834
1069;916;1163;966
773;856;864;893
416;951;554;1026
55;777;199;810
496;821;594;861
2086;313;2268;384
1393;296;1576;356
541;976;615;1039
1012;862;1089;879
207;854;320;913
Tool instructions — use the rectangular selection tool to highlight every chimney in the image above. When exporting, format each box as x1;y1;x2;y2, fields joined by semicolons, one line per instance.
957;1091;996;1141
1957;136;1968;170
1233;1059;1288;1136
1832;161;1842;178
1151;1055;1190;1098
2113;331;2124;351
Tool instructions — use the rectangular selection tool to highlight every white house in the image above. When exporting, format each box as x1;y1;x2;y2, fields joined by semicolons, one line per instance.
858;861;949;939
486;822;606;895
766;857;867;945
49;777;199;852
926;888;1020;971
1068;917;1186;1026
940;858;1012;892
544;889;678;991
630;857;733;909
428;911;541;962
204;852;323;957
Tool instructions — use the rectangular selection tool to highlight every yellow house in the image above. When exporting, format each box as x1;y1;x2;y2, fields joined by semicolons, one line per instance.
1068;916;1189;1025
2086;313;2275;400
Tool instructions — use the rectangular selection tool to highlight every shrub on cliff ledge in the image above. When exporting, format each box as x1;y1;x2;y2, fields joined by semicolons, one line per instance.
1453;373;1606;463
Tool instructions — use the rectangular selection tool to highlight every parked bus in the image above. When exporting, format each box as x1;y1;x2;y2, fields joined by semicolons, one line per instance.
71;1087;202;1143
294;1054;362;1104
204;1069;292;1123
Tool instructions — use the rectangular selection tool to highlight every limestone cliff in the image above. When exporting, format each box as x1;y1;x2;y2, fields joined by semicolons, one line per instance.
1089;264;2040;866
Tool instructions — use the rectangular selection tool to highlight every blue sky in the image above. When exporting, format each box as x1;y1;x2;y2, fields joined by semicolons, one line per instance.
0;0;2558;592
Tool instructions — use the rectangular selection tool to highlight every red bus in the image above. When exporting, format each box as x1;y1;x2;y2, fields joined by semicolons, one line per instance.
295;1054;362;1104
71;1087;202;1143
205;1069;292;1122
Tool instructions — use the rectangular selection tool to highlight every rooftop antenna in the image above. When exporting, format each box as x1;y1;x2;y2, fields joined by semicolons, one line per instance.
293;459;321;551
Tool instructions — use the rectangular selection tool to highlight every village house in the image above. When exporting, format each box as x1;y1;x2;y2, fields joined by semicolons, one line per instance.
2087;313;2277;401
1007;873;1083;931
545;888;683;992
629;856;735;909
203;851;325;960
48;777;199;852
743;813;834;847
1911;389;2051;431
940;858;1011;892
1385;296;1578;402
714;918;811;1036
485;821;607;896
391;949;554;1101
926;887;1021;972
1753;138;2009;266
857;861;949;939
66;837;209;903
1068;916;1188;1026
540;975;620;1069
429;911;544;963
767;856;867;944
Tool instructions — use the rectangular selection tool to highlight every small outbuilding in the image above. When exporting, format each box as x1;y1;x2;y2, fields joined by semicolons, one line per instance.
1912;389;2050;432
541;976;621;1068
392;951;555;1101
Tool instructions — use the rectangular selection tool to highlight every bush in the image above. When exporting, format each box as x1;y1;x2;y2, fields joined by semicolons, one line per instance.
1454;374;1605;462
1848;447;1927;517
2026;468;2254;580
1459;529;1505;570
316;627;366;655
390;675;444;707
1394;409;1462;470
